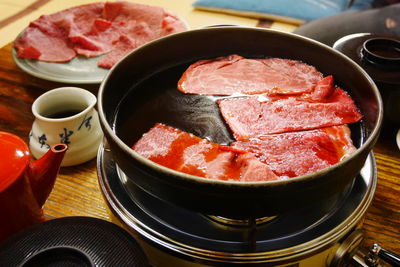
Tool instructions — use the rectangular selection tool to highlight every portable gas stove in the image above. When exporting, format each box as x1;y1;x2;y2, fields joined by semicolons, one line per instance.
97;143;382;266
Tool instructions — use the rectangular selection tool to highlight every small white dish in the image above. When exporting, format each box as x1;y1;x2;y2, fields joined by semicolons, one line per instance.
29;87;103;166
397;129;400;150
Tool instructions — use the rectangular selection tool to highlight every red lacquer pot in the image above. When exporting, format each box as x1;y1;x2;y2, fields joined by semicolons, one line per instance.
0;132;67;241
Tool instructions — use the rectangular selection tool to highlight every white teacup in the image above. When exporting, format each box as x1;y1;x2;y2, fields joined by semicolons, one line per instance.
29;87;103;166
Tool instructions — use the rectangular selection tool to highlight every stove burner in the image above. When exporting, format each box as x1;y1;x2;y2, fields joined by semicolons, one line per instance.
207;215;277;227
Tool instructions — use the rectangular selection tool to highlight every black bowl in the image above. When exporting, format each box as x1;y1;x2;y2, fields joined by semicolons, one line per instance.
98;27;382;218
333;33;400;130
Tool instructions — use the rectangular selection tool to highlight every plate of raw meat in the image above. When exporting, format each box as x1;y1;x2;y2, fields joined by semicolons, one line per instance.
12;1;188;84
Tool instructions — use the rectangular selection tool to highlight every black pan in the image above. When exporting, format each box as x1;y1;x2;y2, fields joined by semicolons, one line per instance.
98;27;382;218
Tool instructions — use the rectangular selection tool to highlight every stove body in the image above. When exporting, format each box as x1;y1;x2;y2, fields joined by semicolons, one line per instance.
97;145;376;267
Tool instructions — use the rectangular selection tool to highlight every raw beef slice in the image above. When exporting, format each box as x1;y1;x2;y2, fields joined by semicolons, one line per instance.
132;123;279;182
218;88;362;139
13;1;187;67
14;23;76;62
178;55;323;95
18;2;106;60
232;125;356;178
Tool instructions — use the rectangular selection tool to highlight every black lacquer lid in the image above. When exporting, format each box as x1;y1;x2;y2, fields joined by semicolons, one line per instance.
0;217;150;267
333;33;400;85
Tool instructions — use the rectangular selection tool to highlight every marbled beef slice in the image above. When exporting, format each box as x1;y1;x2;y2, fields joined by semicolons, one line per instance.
232;125;356;178
132;123;279;182
14;25;76;62
218;88;362;139
178;55;323;96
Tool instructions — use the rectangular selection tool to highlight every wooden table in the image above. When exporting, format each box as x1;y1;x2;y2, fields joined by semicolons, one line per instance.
1;42;399;262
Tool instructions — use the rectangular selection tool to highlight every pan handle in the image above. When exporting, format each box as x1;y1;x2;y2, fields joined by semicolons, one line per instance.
331;230;400;267
363;243;400;267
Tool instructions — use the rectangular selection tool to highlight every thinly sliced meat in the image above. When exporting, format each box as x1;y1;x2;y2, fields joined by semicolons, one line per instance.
97;35;137;68
132;123;279;182
97;5;184;67
235;153;280;182
218;88;362;139
14;2;106;61
14;26;76;62
121;20;155;46
38;2;105;35
259;57;324;95
14;1;188;67
308;75;335;101
38;2;107;55
178;55;323;95
232;125;356;178
71;19;119;57
160;10;188;36
103;1;165;34
97;20;155;68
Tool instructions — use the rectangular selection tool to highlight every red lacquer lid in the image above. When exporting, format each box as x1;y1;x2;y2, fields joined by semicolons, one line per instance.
0;132;30;192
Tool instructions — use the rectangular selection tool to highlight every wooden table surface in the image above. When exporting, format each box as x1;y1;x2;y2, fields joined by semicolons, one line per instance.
1;42;399;261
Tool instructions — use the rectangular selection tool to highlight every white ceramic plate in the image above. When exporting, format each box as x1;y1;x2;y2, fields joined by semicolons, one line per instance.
12;48;109;84
397;129;400;150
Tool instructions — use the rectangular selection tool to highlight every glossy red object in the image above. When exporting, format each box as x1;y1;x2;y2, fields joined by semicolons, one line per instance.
132;123;278;182
0;131;67;241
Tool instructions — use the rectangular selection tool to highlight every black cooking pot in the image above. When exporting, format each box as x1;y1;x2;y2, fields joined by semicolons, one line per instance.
98;27;383;218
